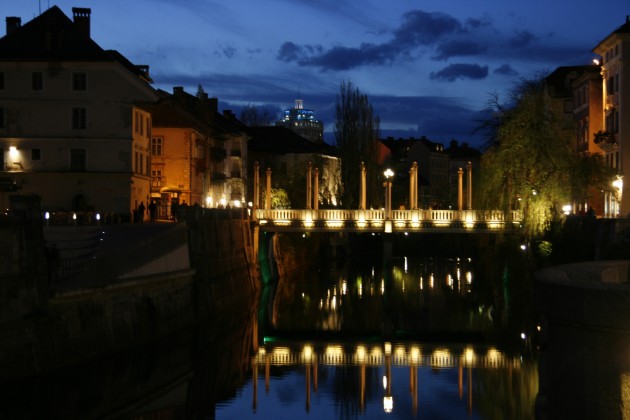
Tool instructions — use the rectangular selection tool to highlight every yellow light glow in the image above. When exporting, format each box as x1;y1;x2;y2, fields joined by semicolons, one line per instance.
463;347;475;365
302;345;313;361
356;345;366;363
410;346;420;364
384;342;392;355
383;396;393;413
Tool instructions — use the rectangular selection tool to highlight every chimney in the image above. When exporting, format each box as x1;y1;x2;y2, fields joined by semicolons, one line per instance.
5;17;21;36
208;97;218;113
173;86;184;95
72;8;91;38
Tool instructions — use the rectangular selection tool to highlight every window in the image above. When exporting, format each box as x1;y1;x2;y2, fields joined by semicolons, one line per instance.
31;148;41;161
0;107;4;129
0;72;4;90
72;107;87;129
70;149;86;172
72;72;87;91
151;169;163;187
151;137;163;155
139;153;144;174
32;72;43;90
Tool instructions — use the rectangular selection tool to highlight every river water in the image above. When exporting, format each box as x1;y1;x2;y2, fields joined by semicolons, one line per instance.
0;234;540;419
215;234;539;419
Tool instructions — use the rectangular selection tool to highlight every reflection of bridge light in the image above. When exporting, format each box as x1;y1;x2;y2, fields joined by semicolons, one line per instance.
419;276;423;290
357;279;363;297
487;348;500;365
431;349;452;367
341;280;347;295
325;345;344;360
331;296;337;310
382;375;388;389
410;346;421;364
404;256;408;273
447;274;453;289
463;347;475;365
380;279;385;295
429;274;434;289
356;345;366;363
302;345;313;362
371;346;382;358
466;271;472;284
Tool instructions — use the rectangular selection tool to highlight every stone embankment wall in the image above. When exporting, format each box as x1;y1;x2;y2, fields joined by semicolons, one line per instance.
0;210;260;383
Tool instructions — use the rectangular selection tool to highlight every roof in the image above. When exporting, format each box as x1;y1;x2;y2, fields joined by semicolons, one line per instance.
248;126;336;156
150;88;247;139
0;6;152;82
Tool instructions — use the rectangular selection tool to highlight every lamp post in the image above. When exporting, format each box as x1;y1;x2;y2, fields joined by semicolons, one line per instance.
383;168;394;219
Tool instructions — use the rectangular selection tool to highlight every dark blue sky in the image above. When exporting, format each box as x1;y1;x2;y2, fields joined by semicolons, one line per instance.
5;0;629;148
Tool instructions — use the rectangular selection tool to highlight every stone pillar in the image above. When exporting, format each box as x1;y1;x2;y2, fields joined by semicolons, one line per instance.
265;167;272;210
413;162;419;209
306;161;312;209
409;167;414;210
458;168;463;211
360;162;367;210
466;161;472;210
254;161;260;209
313;167;319;210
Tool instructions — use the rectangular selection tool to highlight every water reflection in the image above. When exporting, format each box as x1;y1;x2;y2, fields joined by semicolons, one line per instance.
217;341;535;419
267;254;497;338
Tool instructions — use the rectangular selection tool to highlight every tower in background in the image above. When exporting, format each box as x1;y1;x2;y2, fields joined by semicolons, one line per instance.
276;99;324;144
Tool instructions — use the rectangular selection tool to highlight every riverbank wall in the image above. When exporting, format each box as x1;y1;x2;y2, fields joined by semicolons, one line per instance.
0;207;260;384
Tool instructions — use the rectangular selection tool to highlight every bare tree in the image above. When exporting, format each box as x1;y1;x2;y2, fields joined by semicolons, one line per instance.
239;104;275;126
334;81;380;208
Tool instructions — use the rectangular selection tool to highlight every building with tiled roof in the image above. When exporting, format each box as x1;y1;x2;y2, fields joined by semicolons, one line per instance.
0;6;160;220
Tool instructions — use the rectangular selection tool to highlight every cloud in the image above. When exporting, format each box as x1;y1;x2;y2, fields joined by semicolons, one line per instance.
432;40;487;60
509;30;537;48
493;64;518;76
392;10;462;47
275;9;466;70
429;64;489;82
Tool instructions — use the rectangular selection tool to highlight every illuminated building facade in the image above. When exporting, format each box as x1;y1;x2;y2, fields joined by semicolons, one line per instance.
275;99;324;144
148;87;248;217
593;17;630;217
0;7;159;218
248;126;340;208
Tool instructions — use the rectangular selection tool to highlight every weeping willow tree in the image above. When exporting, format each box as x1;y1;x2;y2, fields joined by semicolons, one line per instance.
334;81;380;209
478;77;615;239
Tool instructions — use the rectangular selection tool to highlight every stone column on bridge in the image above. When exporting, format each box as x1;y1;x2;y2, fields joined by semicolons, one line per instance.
265;167;272;210
458;167;464;211
306;161;312;209
466;161;472;210
409;161;418;209
313;167;319;210
253;161;260;210
360;162;367;210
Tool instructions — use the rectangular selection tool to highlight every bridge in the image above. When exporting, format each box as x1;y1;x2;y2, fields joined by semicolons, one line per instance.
255;208;522;233
253;161;521;233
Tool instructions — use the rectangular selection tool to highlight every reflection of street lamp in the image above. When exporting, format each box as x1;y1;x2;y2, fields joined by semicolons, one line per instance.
383;342;393;413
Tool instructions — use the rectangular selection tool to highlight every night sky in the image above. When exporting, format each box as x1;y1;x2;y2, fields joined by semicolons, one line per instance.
4;0;629;148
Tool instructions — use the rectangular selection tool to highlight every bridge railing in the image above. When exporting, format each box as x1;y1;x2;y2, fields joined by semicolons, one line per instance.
255;208;521;231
